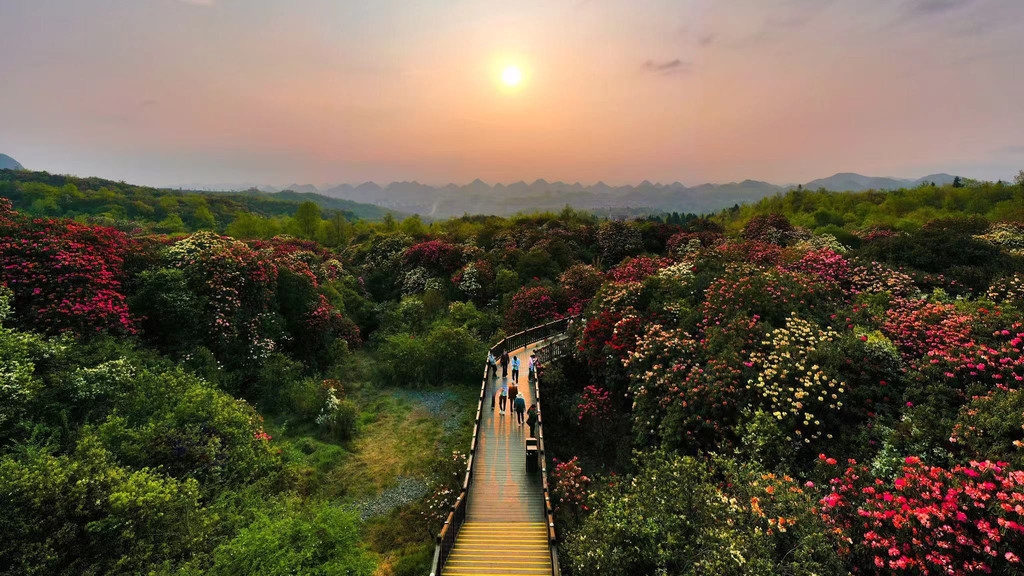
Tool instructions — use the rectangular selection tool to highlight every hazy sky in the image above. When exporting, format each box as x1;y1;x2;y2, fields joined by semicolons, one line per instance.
1;0;1023;187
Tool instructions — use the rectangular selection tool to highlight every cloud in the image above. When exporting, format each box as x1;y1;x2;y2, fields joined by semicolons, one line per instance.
903;0;971;18
698;33;716;46
642;59;693;75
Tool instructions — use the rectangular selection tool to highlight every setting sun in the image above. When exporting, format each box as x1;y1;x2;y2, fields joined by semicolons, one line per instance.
501;65;522;86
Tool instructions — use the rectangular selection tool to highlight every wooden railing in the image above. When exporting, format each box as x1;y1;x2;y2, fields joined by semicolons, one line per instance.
429;316;578;576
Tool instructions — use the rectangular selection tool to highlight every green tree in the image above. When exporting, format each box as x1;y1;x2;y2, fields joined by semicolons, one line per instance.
294;201;322;238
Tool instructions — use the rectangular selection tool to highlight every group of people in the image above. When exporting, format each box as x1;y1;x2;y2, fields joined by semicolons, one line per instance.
487;349;539;437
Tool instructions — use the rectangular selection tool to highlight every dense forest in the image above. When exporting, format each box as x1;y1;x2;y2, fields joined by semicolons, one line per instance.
2;174;1024;575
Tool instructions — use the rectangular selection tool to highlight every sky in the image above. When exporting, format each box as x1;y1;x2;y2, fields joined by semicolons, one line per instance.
1;0;1023;188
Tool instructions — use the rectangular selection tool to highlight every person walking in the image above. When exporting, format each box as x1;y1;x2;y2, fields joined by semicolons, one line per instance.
508;380;519;413
526;403;538;437
514;394;527;425
511;355;521;384
500;350;510;379
486;351;497;379
498;378;509;415
528;353;538;381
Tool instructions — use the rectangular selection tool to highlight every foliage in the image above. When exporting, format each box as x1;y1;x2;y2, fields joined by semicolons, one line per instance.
562;451;842;576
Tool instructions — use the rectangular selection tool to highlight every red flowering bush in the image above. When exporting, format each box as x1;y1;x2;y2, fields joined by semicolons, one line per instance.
819;455;1024;574
504;286;561;332
607;256;671;283
402;240;462;275
0;209;137;335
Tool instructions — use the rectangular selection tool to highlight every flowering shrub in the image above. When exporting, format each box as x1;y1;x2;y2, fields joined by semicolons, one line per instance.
401;266;431;295
402;240;462;275
551;456;590;516
882;298;975;362
794;233;849;253
559;264;604;313
849;261;918;297
626;324;743;451
607;256;671;283
596;220;643;264
819;455;1024;574
563;452;842;576
950;388;1024;469
742;213;795;245
975;223;1024;256
0;211;137;335
746;314;846;447
422;451;468;534
717;240;784;265
702;267;821;329
315;385;357;441
577;385;612;424
987;274;1024;305
787;248;851;289
504;286;561;332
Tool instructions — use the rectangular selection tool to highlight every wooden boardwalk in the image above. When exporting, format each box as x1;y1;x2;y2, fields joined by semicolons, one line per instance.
443;341;553;575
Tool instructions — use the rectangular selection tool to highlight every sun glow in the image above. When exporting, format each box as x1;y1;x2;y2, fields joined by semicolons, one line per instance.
501;65;522;86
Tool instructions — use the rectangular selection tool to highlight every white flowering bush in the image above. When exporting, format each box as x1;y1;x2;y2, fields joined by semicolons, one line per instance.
401;266;430;295
793;233;848;254
746;314;847;447
456;262;483;298
316;386;357;441
71;358;136;401
975;223;1024;256
987;273;1024;305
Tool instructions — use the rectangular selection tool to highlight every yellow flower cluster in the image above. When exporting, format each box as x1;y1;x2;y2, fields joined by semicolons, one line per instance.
746;313;846;445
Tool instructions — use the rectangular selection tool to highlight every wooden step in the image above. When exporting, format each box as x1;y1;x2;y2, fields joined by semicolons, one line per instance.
443;521;552;575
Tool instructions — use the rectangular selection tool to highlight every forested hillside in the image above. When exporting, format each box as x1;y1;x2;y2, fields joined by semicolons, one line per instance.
2;174;1024;574
0;169;396;234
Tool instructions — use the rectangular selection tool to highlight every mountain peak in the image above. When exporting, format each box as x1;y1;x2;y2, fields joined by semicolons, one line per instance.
0;154;24;170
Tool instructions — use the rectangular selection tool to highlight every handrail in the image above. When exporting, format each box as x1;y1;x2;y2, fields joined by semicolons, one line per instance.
429;315;578;576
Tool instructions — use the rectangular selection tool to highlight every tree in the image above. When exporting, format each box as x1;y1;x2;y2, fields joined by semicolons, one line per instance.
294;201;321;238
1015;169;1024;188
952;176;963;188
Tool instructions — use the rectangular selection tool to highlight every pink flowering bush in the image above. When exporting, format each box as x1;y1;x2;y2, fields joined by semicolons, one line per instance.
504;286;562;332
551;456;591;518
577;385;612;424
607;256;671;283
818;455;1024;574
402;239;463;275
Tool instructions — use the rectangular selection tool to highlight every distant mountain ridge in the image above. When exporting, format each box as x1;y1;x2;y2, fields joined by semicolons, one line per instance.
170;170;967;218
0;154;24;170
293;172;959;217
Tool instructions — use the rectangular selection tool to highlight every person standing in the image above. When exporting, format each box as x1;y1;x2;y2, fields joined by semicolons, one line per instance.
487;351;497;379
498;378;509;415
526;403;538;437
500;350;510;379
514;394;526;425
528;353;538;381
508;379;519;412
511;355;521;384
